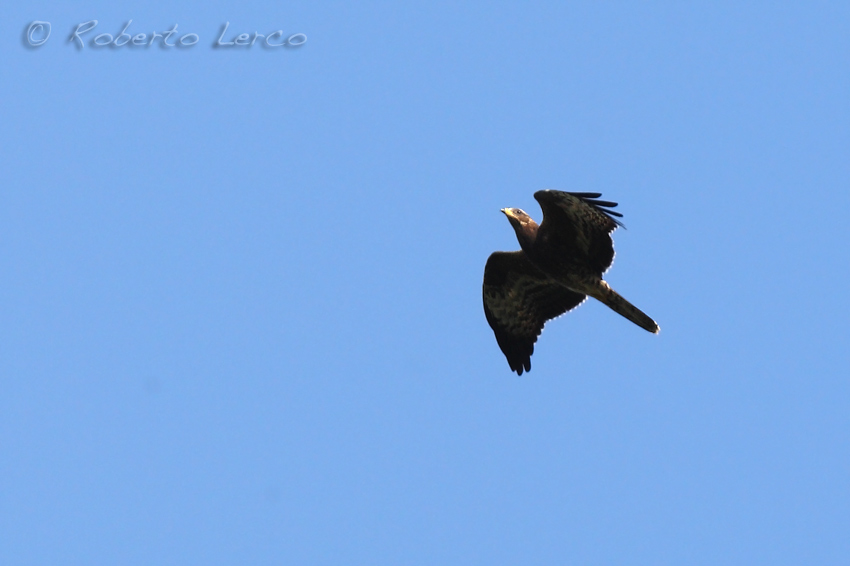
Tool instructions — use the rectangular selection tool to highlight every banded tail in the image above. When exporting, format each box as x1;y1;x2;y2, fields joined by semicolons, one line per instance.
592;281;659;334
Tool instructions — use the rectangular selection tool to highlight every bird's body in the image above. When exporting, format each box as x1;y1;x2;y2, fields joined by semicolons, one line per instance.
483;190;658;375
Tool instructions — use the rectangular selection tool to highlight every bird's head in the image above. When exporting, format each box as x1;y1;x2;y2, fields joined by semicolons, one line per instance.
501;208;532;228
501;208;538;248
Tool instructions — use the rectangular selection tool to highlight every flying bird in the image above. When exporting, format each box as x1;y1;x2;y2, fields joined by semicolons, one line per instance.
483;190;658;375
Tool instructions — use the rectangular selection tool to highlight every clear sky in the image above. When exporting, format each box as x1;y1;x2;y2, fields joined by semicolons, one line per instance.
2;2;849;564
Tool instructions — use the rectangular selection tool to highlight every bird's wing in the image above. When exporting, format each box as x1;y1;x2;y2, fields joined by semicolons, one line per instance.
483;251;587;375
533;190;623;274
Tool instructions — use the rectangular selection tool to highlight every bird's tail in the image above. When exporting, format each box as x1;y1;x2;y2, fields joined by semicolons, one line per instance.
591;281;659;334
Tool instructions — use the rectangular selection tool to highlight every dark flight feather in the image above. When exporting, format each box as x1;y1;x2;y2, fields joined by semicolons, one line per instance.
483;252;586;375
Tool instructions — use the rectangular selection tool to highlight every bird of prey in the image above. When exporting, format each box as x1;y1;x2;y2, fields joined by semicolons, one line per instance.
483;190;658;375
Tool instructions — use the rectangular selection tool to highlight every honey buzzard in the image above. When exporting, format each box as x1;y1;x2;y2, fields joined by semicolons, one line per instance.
483;190;659;375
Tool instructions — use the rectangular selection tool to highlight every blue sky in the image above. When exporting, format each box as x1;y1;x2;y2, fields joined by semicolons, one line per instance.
2;2;849;564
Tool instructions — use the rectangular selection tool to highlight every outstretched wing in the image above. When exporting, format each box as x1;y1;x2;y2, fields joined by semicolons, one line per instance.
533;190;623;274
483;251;586;375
